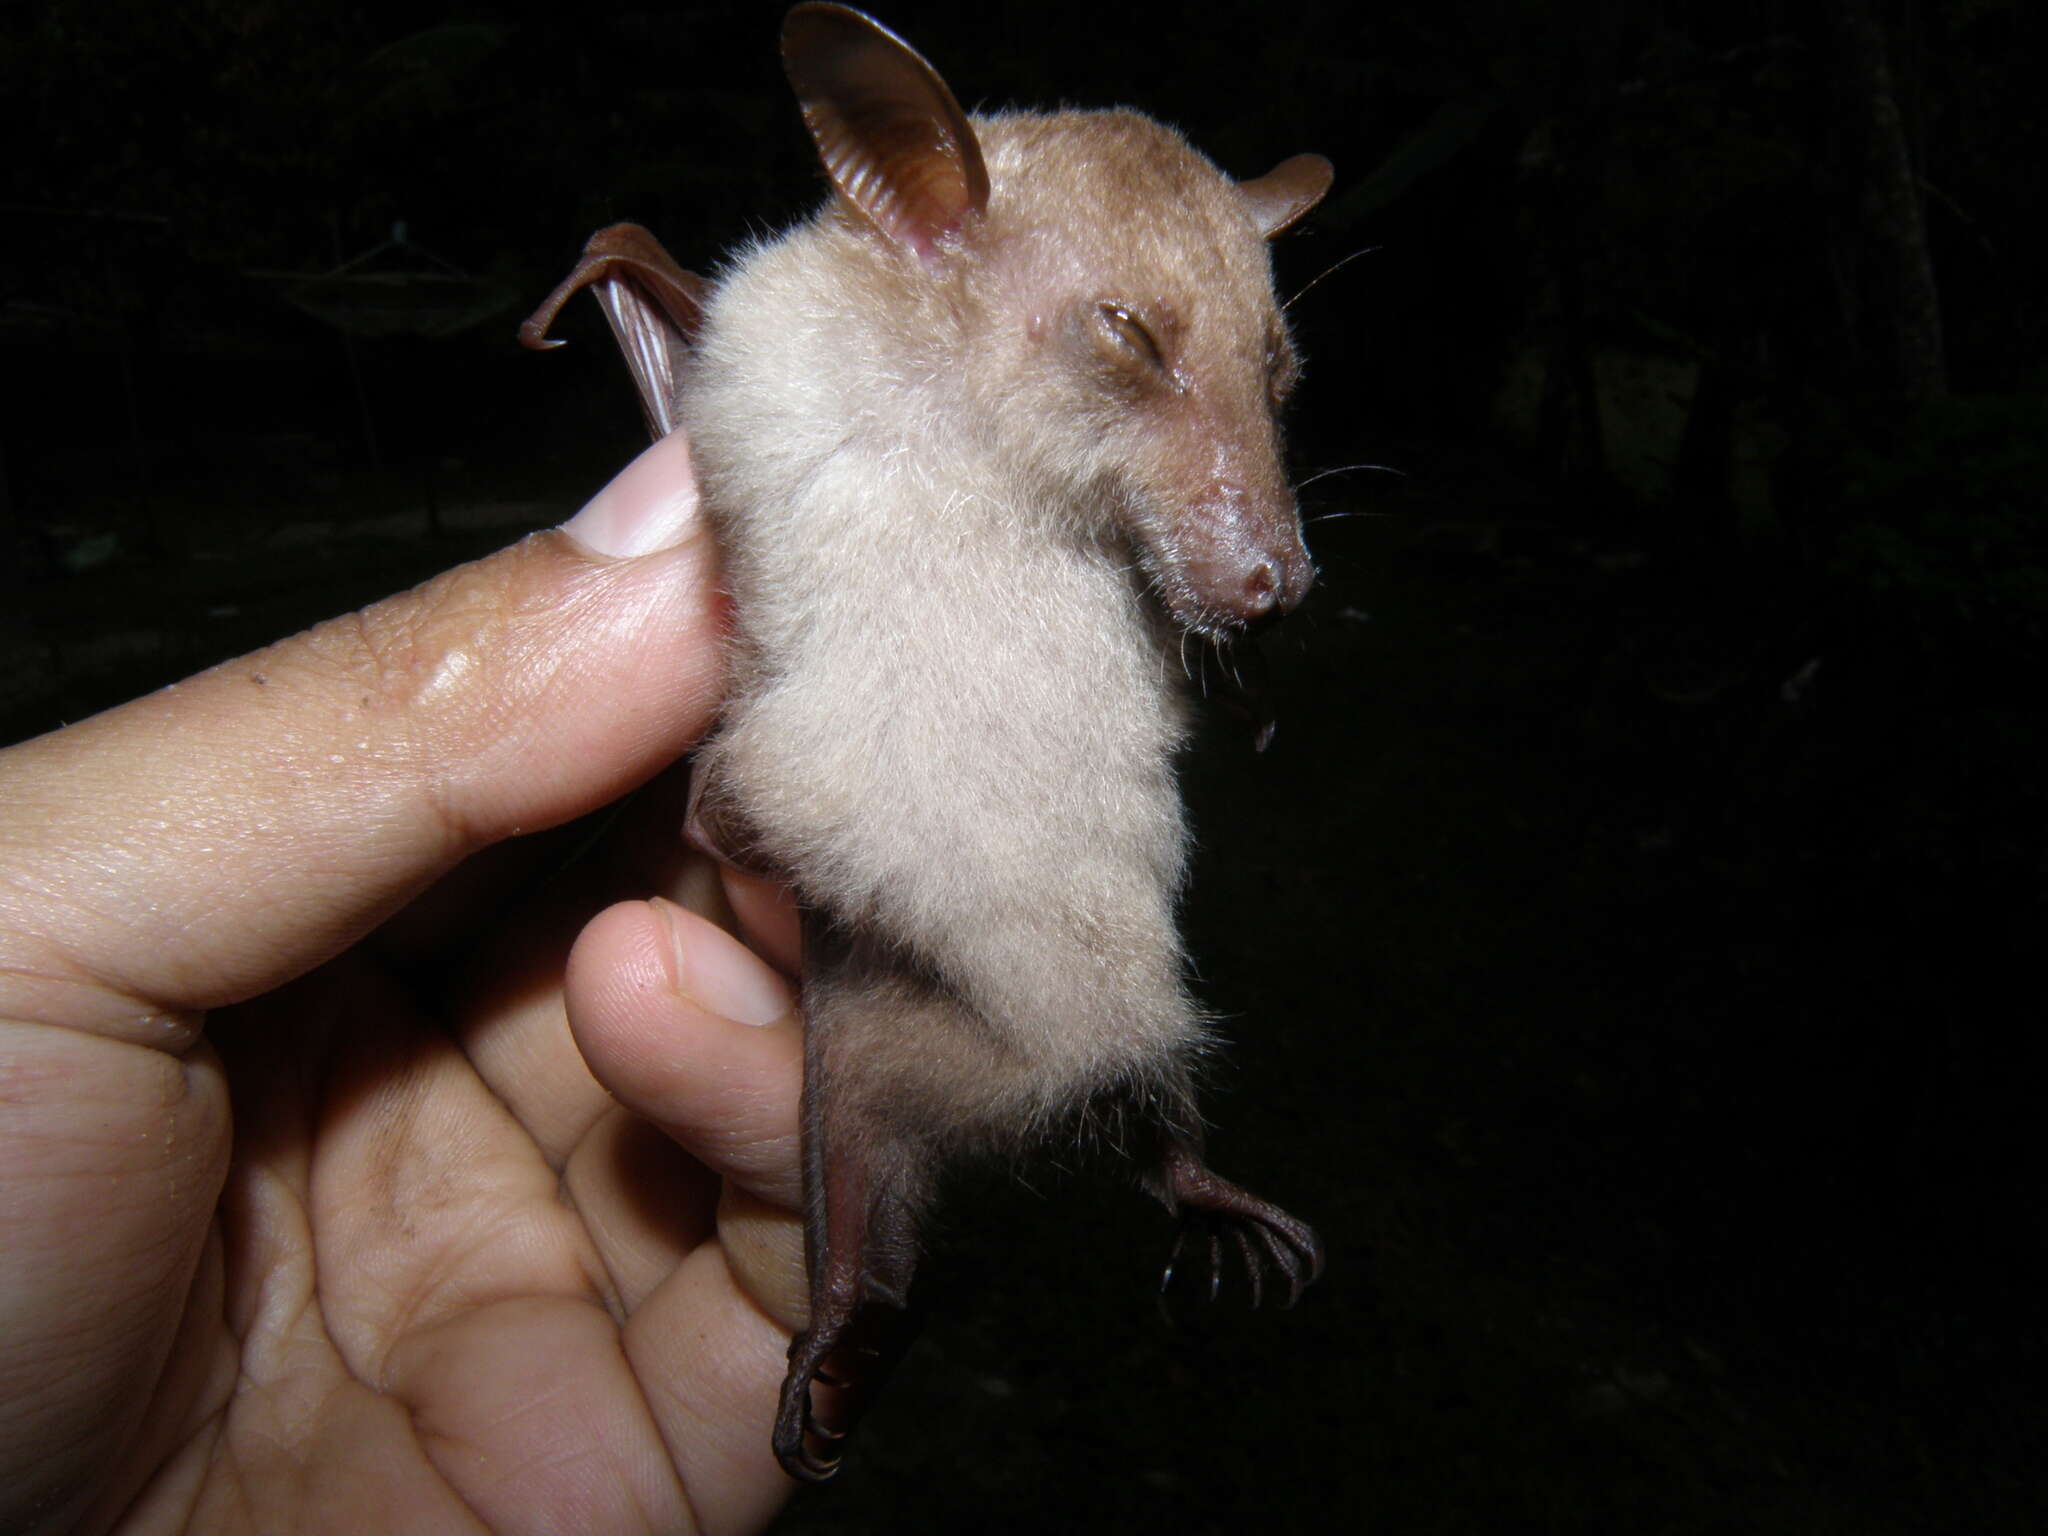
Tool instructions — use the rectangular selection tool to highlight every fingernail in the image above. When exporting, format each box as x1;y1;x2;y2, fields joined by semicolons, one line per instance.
562;432;702;558
653;898;792;1027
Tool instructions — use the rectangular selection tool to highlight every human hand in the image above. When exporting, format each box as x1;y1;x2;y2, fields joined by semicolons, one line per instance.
0;432;808;1535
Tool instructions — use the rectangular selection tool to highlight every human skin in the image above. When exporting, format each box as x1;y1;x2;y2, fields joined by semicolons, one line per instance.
0;431;807;1535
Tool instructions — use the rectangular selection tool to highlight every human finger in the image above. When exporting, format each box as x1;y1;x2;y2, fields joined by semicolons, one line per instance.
564;898;805;1323
0;431;721;1040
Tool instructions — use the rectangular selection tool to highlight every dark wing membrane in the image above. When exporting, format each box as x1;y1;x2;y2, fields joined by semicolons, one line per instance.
520;223;709;440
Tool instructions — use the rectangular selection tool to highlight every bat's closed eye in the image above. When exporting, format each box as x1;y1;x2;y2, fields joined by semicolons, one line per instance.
1096;301;1166;374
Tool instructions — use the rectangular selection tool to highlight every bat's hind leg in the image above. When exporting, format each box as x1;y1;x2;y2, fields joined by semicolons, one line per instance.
773;1131;924;1480
773;916;934;1482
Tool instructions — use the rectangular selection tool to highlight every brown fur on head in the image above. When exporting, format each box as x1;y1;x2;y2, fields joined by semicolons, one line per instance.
963;111;1316;634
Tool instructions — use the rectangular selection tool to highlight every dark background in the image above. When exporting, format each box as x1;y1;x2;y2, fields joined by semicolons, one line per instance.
5;0;2044;1531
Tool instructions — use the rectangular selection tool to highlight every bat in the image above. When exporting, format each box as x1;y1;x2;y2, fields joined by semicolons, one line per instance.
523;2;1332;1482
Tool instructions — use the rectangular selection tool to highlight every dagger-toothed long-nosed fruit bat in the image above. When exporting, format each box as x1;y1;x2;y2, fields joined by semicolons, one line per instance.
523;2;1332;1483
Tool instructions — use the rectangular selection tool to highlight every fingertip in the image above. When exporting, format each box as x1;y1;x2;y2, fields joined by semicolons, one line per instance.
651;897;794;1028
561;431;702;559
567;900;801;1205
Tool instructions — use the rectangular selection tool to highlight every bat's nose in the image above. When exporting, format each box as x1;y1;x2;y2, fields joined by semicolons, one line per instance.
1216;523;1314;626
1173;466;1315;630
1240;537;1314;620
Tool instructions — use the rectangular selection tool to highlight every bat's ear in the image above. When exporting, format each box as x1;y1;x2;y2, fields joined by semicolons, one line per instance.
781;3;989;264
1236;154;1334;239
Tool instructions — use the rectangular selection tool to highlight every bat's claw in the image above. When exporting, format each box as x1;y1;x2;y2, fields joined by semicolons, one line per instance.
775;1418;844;1484
772;1273;920;1481
1229;1221;1263;1309
1153;1139;1323;1308
1160;1227;1187;1294
774;1329;850;1482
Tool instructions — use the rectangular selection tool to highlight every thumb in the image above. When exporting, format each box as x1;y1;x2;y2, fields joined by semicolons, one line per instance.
0;430;723;1033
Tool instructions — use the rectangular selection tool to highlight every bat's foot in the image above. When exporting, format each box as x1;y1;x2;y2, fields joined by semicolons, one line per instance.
774;1324;851;1482
772;1277;917;1482
1155;1139;1323;1308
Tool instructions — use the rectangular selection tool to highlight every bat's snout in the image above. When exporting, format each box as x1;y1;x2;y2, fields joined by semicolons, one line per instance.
1177;490;1315;630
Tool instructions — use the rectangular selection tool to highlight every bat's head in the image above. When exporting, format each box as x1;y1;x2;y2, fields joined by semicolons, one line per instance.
960;116;1329;638
782;3;1332;640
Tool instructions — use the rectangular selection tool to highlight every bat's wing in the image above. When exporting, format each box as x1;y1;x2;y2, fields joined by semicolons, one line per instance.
520;223;709;441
